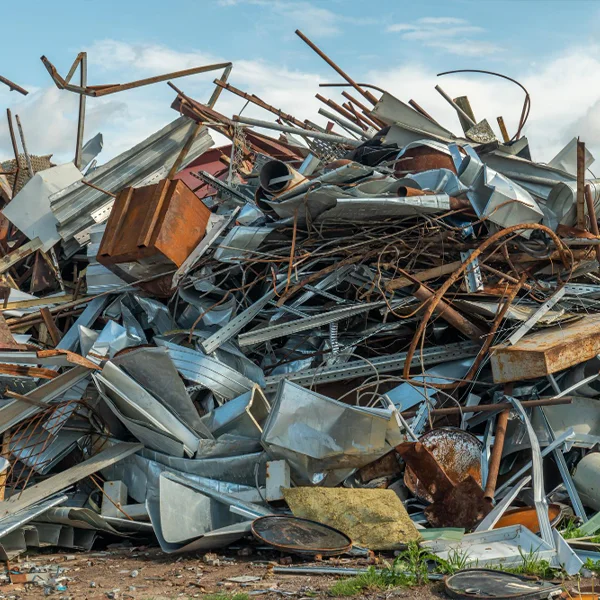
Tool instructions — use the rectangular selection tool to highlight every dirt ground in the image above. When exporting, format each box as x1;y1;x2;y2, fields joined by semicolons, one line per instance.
2;543;597;599
0;545;448;600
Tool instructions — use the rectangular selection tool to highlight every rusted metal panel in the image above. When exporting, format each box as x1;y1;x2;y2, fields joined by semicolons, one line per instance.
98;178;211;282
490;314;600;383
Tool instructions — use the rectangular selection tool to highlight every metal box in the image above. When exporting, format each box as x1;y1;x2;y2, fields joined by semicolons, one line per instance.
98;179;211;283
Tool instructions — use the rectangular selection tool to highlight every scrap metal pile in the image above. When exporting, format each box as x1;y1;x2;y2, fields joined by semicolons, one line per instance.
1;29;600;581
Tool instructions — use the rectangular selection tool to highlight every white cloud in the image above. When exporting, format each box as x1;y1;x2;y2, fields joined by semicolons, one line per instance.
366;44;600;163
6;39;600;178
386;17;501;57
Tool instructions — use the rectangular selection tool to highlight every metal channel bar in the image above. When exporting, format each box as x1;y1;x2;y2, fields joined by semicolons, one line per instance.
238;301;386;347
263;340;479;392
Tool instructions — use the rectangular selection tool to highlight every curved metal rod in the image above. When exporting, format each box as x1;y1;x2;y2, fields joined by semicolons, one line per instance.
437;69;531;141
319;82;388;95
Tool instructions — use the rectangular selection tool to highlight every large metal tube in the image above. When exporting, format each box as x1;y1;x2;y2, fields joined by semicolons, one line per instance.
411;283;486;341
259;160;307;196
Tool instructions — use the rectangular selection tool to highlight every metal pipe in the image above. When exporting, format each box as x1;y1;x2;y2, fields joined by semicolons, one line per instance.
317;107;365;137
0;75;28;96
295;30;378;105
484;386;510;501
214;79;307;129
408;99;440;125
74;53;87;170
341;92;383;129
315;93;367;130
273;566;444;580
400;396;572;419
585;183;600;263
434;85;477;128
232;115;360;146
411;282;486;341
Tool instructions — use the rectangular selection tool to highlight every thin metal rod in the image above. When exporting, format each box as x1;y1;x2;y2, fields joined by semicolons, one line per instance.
214;79;307;129
400;396;572;419
408;99;440;125
315;93;366;130
232;115;360;146
295;30;378;105
434;85;477;128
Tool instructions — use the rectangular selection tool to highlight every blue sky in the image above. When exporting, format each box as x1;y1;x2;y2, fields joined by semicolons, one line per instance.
2;0;600;165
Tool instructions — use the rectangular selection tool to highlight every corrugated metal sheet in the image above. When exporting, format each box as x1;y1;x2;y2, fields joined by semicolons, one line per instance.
49;117;214;245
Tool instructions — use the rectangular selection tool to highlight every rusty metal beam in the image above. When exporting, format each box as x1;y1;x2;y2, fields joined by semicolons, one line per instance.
14;115;33;178
5;109;20;196
0;75;28;96
577;138;586;230
74;53;87;170
411;282;486;341
214;79;307;129
295;30;378;105
41;55;232;97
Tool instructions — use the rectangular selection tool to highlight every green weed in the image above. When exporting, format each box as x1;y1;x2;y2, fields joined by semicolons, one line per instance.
328;568;390;597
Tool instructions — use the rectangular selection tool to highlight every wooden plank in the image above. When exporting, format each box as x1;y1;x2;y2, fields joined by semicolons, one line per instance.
0;294;74;311
40;307;62;345
0;238;42;275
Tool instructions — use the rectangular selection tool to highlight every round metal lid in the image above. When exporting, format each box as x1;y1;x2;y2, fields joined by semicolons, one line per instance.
445;569;561;600
251;515;352;557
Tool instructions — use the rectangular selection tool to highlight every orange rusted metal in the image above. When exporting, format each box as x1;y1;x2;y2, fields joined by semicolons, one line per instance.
490;313;600;383
98;179;211;284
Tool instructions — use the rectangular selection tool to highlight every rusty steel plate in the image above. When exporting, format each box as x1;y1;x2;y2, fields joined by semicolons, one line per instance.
404;427;482;504
251;515;352;557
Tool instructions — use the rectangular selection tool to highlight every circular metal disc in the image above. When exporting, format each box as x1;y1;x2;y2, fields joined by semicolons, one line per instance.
445;569;561;599
251;515;352;557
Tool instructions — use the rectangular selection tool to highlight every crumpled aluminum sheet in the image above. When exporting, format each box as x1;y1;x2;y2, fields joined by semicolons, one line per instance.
103;451;266;505
261;380;391;485
158;472;248;544
154;338;255;400
87;320;142;361
112;346;213;438
201;386;270;439
93;362;206;456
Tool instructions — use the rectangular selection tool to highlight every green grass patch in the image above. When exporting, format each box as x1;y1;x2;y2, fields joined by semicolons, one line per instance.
328;569;391;597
